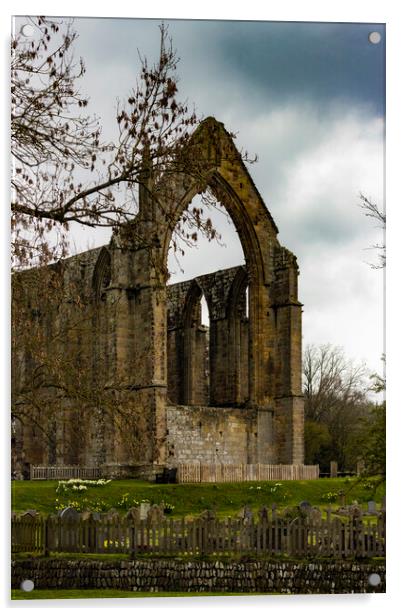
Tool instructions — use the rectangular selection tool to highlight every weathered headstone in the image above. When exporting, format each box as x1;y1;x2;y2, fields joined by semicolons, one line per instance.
106;508;119;517
126;507;141;524
330;461;338;478
80;510;100;522
20;509;38;518
306;507;322;524
349;504;362;518
59;507;80;521
258;506;268;522
199;509;216;521
299;501;312;513
242;505;253;524
147;504;165;525
367;500;377;515
139;502;151;521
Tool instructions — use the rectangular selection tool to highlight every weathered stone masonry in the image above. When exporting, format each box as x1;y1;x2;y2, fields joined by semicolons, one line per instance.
12;117;304;474
12;558;386;594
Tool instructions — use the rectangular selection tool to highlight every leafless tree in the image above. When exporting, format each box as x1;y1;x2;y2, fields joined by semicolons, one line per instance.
303;343;372;469
303;343;369;423
11;17;231;270
11;17;258;471
359;193;385;269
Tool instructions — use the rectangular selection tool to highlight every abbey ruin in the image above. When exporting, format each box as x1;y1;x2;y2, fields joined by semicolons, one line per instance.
12;117;305;479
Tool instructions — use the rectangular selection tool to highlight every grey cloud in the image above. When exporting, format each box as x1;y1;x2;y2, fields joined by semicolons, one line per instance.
22;16;383;374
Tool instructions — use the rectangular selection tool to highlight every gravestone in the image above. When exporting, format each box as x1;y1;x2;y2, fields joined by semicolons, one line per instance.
258;506;268;522
59;507;80;521
367;500;377;514
349;504;362;518
20;509;38;518
242;505;253;524
80;511;101;522
139;502;151;521
199;509;216;521
126;507;141;524
306;507;322;524
147;504;165;525
299;501;312;513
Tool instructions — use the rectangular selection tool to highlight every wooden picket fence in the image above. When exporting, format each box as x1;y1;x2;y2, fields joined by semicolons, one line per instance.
177;463;320;483
30;464;319;482
31;466;102;480
11;511;385;559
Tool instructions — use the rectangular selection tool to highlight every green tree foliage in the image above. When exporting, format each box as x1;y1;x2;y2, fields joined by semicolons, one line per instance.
303;420;331;466
357;403;386;478
355;365;386;479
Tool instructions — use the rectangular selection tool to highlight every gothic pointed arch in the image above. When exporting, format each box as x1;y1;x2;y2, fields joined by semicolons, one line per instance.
156;119;281;406
92;247;111;303
180;280;210;405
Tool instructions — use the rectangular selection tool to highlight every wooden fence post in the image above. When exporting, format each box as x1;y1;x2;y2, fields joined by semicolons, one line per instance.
43;515;49;556
10;510;385;559
330;461;338;478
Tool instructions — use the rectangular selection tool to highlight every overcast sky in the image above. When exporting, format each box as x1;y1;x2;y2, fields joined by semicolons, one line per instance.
14;16;385;377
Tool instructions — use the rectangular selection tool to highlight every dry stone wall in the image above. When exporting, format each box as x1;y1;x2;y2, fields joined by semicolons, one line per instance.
12;558;386;594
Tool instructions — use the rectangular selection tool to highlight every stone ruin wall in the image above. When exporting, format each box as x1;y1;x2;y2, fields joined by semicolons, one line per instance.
13;253;301;471
165;266;269;465
12;117;305;476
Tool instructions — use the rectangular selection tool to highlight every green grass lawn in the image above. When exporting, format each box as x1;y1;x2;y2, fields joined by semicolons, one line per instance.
11;477;384;518
12;589;265;600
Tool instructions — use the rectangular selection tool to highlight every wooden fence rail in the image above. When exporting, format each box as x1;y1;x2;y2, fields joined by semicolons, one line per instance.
11;513;385;559
177;463;320;483
30;464;319;482
31;467;102;480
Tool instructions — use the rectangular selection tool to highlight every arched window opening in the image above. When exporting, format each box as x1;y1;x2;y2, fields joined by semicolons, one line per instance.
92;247;111;303
201;294;209;327
167;192;245;283
182;289;210;405
166;190;248;408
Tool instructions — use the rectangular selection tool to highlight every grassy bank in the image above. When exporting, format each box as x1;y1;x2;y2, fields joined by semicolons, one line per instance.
11;589;260;600
12;477;384;518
